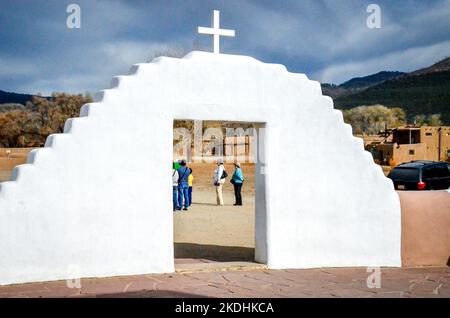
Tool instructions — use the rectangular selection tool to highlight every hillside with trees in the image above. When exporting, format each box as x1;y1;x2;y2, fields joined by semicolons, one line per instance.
322;71;405;99
333;57;450;124
0;89;48;105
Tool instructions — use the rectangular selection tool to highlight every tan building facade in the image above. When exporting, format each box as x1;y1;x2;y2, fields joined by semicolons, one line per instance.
366;126;450;166
174;134;255;163
420;126;450;161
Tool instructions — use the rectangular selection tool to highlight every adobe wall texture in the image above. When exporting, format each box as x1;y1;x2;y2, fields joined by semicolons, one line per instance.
399;190;450;267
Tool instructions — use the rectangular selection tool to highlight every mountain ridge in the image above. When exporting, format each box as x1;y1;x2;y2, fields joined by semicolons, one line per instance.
321;71;405;99
0;89;42;105
340;71;405;88
334;57;450;124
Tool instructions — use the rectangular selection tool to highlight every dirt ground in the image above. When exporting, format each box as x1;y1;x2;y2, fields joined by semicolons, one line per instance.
174;163;256;261
174;190;255;261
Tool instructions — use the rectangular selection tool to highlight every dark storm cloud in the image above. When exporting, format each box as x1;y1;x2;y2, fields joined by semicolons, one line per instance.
0;0;449;94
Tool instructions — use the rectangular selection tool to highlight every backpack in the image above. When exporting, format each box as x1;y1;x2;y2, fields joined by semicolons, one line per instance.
178;168;188;183
221;170;228;179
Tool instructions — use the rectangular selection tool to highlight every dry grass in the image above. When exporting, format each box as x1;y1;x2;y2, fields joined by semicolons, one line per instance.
0;148;35;182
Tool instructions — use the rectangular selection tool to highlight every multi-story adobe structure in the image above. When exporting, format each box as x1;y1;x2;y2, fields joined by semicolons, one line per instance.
366;126;450;166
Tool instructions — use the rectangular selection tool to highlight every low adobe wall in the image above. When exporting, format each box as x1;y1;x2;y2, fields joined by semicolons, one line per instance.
399;190;450;267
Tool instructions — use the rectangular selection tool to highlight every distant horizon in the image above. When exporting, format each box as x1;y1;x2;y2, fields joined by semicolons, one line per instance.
1;0;449;95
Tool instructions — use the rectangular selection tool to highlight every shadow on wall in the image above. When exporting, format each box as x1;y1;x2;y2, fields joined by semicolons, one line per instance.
174;243;255;262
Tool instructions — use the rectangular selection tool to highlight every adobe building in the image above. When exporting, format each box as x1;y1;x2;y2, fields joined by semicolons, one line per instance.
174;133;255;163
367;126;450;166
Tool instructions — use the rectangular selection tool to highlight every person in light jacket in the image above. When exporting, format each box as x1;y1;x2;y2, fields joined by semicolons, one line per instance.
231;162;244;206
172;162;180;211
213;159;226;206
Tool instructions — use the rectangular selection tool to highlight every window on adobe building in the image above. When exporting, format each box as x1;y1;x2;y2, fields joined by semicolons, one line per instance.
409;150;415;155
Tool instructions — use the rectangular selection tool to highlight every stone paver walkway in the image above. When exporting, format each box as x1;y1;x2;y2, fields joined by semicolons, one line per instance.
0;265;448;298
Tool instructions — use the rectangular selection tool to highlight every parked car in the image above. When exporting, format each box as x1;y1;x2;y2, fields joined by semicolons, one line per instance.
387;161;450;190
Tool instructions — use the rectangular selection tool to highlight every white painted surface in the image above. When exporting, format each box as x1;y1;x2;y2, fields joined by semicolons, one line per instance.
0;52;401;285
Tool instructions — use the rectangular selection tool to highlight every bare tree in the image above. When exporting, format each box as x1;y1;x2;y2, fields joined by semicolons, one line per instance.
343;105;406;135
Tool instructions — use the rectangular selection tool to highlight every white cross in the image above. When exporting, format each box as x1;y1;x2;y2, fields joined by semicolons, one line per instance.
198;10;235;54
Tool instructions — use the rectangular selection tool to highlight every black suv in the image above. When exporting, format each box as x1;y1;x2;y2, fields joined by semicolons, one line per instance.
387;161;450;190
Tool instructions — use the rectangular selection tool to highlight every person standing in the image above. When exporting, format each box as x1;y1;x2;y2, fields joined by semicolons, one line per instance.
213;159;227;206
187;168;194;207
231;162;244;206
172;162;180;211
177;159;191;211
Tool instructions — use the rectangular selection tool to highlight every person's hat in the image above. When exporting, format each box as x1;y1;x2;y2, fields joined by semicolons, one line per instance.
180;159;187;165
217;158;224;165
235;162;241;167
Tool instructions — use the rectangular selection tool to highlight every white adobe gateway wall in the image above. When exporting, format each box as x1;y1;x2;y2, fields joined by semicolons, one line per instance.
0;52;401;285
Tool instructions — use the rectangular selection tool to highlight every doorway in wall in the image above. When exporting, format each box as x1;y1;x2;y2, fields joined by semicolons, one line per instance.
172;119;267;268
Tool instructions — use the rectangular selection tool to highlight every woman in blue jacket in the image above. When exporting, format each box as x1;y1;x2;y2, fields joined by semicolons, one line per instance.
231;162;244;206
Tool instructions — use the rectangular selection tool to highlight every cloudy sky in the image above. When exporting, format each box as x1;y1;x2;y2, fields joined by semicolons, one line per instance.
0;0;449;95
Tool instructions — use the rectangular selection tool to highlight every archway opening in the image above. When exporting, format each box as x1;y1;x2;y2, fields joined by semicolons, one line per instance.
172;119;267;268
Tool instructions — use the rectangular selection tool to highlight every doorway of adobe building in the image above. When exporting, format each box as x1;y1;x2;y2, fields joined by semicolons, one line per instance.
172;119;267;270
